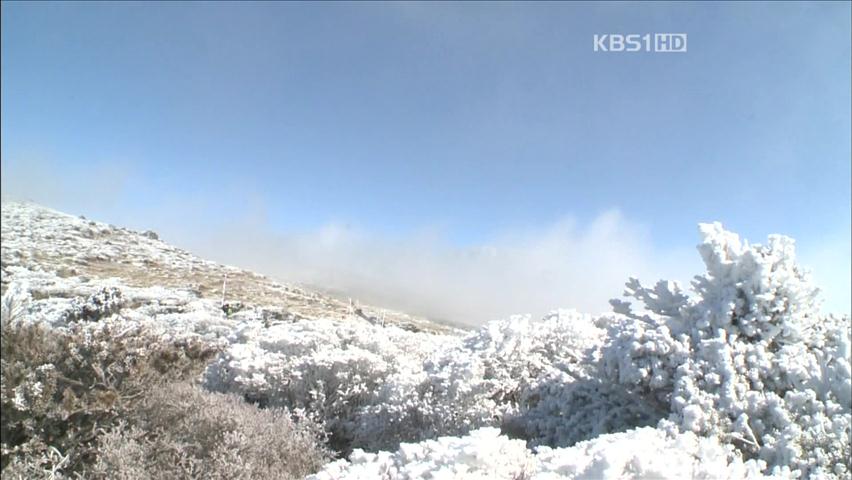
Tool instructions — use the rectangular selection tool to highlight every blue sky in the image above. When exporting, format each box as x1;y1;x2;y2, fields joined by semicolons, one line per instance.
2;2;850;320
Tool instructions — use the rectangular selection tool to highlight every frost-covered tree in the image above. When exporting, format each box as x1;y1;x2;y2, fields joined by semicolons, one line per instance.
605;222;851;478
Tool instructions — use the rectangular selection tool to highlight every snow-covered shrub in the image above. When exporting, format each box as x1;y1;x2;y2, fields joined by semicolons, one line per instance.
62;287;124;323
354;309;667;451
0;281;30;328
352;315;551;449
309;426;769;480
605;222;851;478
204;310;609;453
0;310;219;476
90;382;330;479
347;317;543;450
506;375;664;449
354;310;613;450
490;311;674;448
204;318;443;450
195;221;849;476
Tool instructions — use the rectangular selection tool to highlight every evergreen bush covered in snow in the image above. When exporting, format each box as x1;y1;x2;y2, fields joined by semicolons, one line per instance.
206;222;850;478
204;310;614;452
0;283;329;479
90;382;330;479
605;222;851;477
0;302;219;476
62;287;124;323
203;318;445;451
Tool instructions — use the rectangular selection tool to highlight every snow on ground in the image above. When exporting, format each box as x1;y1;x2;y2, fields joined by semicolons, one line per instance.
2;201;850;479
308;427;770;480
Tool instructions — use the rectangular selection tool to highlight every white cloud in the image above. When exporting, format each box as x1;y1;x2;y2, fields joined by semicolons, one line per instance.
184;210;700;326
180;211;850;325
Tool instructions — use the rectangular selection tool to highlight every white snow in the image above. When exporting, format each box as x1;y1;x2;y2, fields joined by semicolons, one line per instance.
309;426;771;479
2;202;849;479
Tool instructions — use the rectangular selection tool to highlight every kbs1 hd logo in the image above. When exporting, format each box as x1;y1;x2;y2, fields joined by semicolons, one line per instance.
593;33;687;53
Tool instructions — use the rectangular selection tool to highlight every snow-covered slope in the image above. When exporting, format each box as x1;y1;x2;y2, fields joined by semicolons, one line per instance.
1;201;452;334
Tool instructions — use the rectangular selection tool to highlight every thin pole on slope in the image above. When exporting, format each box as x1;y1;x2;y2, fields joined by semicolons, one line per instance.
222;273;228;308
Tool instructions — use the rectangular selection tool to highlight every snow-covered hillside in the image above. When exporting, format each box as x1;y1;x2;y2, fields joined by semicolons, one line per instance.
1;202;452;334
2;202;849;479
